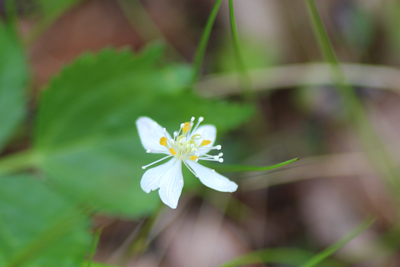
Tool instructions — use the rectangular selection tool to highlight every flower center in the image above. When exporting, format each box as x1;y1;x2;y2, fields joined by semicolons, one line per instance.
141;117;224;170
158;117;223;162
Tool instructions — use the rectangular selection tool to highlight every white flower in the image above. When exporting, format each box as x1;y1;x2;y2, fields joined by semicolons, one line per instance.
136;116;238;209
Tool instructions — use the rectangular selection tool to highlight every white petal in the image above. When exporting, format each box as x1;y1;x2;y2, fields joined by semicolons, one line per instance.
191;125;217;154
136;117;172;154
186;160;238;192
141;158;184;209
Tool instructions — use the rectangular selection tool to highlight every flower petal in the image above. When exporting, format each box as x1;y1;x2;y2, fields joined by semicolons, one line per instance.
191;125;217;154
186;160;238;192
141;158;184;209
136;117;171;154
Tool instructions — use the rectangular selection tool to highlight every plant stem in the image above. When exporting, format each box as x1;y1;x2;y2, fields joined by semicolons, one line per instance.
306;0;400;197
87;228;102;267
228;0;253;100
191;0;224;84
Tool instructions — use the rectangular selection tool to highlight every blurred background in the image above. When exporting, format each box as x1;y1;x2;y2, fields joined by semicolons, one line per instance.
2;0;400;266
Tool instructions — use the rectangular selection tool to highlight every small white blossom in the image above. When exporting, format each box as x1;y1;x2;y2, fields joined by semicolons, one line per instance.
136;116;238;209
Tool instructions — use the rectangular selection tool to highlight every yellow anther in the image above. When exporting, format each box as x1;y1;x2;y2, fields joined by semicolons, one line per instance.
182;122;191;133
160;137;168;146
200;140;211;147
190;156;198;161
169;148;176;155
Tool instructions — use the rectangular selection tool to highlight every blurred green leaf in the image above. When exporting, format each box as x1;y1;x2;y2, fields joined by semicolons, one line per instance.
0;22;28;151
34;46;253;216
0;174;91;267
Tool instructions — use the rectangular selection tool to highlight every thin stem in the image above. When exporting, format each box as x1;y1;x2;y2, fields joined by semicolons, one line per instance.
306;0;400;197
117;0;184;60
228;0;253;99
191;0;223;84
24;1;83;46
87;228;102;267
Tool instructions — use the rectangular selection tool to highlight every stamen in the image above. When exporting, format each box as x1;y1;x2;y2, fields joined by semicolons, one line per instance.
182;122;191;133
200;140;211;147
190;116;204;136
160;137;167;146
169;148;177;155
219;158;224;162
142;155;172;169
190;155;198;161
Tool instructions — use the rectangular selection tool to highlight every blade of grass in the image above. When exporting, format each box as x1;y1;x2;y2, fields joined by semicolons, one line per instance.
228;0;253;100
306;0;400;199
299;217;376;267
213;158;299;173
117;0;184;60
191;0;223;84
87;228;102;267
219;247;346;267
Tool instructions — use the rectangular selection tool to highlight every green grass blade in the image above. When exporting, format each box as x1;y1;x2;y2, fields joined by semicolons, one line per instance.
228;0;253;98
215;158;299;173
87;228;102;267
299;217;376;267
306;0;400;198
219;247;345;267
191;0;223;84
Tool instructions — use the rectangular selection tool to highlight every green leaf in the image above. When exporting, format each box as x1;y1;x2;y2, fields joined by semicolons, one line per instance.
0;22;28;151
34;47;253;216
0;174;91;267
214;158;299;173
299;217;376;267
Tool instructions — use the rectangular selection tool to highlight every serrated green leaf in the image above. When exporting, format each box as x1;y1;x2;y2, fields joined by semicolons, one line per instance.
34;46;253;216
0;22;28;151
0;174;91;267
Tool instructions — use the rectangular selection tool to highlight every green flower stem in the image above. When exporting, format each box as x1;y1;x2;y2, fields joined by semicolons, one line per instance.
228;0;254;100
0;150;39;177
306;0;400;198
191;0;224;84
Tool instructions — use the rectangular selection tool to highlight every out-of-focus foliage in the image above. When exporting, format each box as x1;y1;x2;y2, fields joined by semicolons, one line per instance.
0;22;28;151
0;174;91;267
